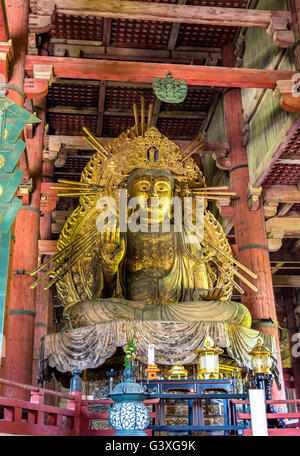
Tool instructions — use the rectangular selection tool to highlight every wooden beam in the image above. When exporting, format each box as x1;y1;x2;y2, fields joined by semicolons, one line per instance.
45;134;191;149
263;185;300;204
51;43;221;63
270;249;300;263
50;0;292;28
48;106;97;115
45;135;227;152
25;55;296;89
273;275;300;287
47;105;207;119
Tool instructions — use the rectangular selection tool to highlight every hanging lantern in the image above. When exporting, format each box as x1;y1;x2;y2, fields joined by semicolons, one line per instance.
249;337;272;375
152;72;187;103
196;336;223;380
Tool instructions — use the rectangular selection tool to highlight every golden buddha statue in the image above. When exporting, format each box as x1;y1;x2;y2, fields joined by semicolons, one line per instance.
32;112;256;333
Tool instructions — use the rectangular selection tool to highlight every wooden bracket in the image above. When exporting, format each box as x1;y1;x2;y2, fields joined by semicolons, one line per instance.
40;182;59;213
29;0;55;33
266;217;300;251
33;64;54;86
17;178;33;206
247;184;262;211
264;196;280;218
29;14;52;33
38;239;57;255
274;79;300;113
212;150;231;170
54;149;68;167
206;54;219;66
267;228;284;252
24;78;49;99
267;15;295;48
0;39;14;83
43;140;61;161
216;198;235;219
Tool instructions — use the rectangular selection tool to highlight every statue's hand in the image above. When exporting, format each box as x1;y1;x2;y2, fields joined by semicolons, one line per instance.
194;287;227;301
99;228;125;274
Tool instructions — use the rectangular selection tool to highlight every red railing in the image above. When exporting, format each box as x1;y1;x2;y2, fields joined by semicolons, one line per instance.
231;398;300;436
0;378;159;436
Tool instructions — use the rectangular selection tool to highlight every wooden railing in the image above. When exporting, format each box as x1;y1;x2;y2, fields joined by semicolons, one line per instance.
0;378;81;436
2;377;300;436
231;398;300;436
0;378;159;436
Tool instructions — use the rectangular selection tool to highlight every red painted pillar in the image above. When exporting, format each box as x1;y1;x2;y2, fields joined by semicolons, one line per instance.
32;161;54;386
223;44;285;399
1;0;31;398
4;96;46;398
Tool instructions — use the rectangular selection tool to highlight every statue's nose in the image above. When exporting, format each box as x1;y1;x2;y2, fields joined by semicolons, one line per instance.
149;184;158;198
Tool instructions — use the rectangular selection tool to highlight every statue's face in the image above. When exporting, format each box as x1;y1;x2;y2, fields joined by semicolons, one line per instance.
129;171;172;223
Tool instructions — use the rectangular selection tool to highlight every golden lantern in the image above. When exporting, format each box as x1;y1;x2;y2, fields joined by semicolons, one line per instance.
196;336;223;379
249;337;272;375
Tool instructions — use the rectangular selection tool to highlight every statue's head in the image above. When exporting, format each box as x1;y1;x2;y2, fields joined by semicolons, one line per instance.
127;169;173;223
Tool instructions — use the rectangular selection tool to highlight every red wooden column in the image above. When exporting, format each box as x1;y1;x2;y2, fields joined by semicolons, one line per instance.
223;44;285;399
32;160;54;386
4;96;46;399
2;0;31;398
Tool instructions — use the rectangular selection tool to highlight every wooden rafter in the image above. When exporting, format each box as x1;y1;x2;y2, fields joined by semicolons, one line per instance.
273;276;300;287
96;81;106;137
167;0;187;51
50;0;292;28
102;18;112;47
254;117;300;187
47;106;207;119
26;56;296;89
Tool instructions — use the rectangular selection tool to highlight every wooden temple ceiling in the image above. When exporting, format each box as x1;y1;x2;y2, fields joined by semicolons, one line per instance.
27;0;300;286
37;0;252;183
